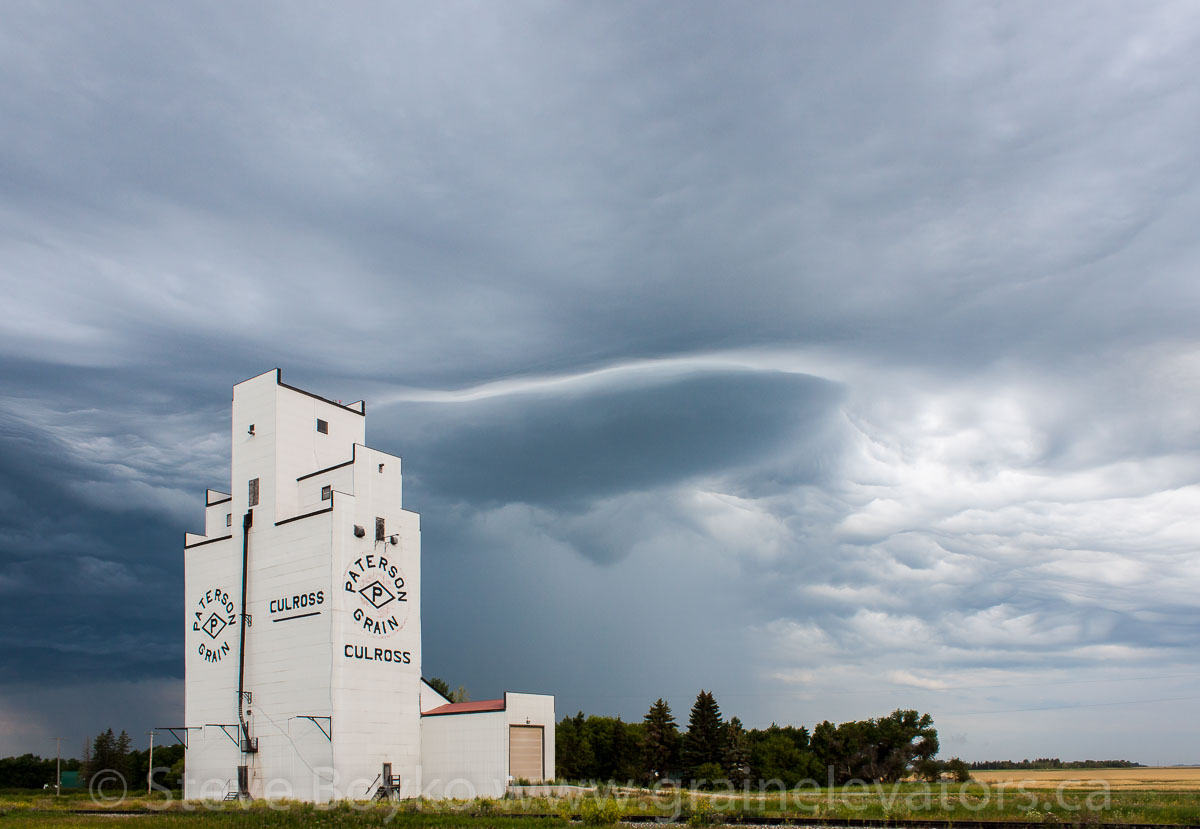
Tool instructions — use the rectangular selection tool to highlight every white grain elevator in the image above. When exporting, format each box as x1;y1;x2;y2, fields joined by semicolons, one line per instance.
181;369;554;800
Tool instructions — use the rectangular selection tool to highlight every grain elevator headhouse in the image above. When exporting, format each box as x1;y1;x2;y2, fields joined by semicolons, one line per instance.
183;369;554;801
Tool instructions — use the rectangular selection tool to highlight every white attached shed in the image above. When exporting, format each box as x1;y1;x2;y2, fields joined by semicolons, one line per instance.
420;692;556;799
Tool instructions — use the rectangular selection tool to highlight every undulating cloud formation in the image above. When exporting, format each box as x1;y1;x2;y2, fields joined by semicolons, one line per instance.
1;1;1198;763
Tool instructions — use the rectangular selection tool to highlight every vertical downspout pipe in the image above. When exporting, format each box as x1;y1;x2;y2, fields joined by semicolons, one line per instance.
237;509;253;747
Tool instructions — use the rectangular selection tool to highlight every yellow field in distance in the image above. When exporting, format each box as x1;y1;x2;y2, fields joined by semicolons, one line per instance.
970;768;1200;790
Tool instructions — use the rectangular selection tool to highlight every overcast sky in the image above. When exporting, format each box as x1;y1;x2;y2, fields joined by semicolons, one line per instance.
2;0;1199;766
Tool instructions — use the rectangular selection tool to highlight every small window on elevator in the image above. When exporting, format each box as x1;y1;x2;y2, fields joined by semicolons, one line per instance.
316;418;328;434
249;477;260;507
226;513;232;527
375;516;385;541
321;485;332;501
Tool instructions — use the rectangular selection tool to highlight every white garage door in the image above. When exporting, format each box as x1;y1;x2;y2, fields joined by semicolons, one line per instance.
509;725;544;781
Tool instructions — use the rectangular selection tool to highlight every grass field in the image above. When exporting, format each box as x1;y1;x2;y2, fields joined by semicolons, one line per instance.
0;808;565;828
3;771;1200;827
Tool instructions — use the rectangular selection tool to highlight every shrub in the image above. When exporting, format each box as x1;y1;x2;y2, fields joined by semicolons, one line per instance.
600;799;622;824
687;797;717;826
580;797;622;825
471;797;498;815
580;799;601;825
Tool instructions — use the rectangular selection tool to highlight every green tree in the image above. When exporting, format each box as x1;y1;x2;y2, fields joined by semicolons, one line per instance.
723;717;751;786
609;717;644;781
641;698;679;783
0;754;60;789
693;761;726;790
874;709;938;782
683;690;724;781
916;758;943;782
129;743;185;792
808;720;834;781
426;677;452;698
810;710;939;784
750;733;805;787
556;712;595;781
168;757;185;790
83;729;132;787
580;715;641;781
945;757;971;783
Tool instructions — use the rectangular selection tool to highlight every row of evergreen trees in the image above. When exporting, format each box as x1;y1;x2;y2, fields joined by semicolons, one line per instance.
556;691;949;786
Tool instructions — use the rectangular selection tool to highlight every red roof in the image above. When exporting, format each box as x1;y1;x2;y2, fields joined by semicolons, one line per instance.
423;699;505;717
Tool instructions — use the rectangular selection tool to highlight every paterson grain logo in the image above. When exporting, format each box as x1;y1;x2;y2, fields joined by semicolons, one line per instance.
344;554;408;637
192;587;236;663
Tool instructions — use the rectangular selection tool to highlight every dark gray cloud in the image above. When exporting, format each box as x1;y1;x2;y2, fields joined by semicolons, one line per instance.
0;404;183;683
378;370;842;511
2;0;1200;763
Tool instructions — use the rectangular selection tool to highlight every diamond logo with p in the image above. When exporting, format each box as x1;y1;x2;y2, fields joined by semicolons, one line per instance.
359;579;395;610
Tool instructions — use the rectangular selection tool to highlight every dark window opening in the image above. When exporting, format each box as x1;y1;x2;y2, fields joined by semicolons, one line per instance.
316;418;328;434
226;513;232;527
249;478;260;507
375;517;385;541
321;485;332;501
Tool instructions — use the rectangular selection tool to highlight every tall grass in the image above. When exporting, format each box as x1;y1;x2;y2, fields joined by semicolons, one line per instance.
2;783;1199;826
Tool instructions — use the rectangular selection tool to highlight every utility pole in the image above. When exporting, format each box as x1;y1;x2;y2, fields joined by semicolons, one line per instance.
53;737;62;796
146;730;155;794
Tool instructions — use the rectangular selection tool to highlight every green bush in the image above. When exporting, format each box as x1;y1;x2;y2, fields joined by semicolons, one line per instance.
471;797;498;815
556;799;574;821
687;797;717;826
580;797;622;826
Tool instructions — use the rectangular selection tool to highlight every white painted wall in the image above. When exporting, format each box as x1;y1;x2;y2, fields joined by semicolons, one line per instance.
505;693;556;782
239;510;336;800
420;679;453;713
183;534;241;799
329;471;422;799
420;712;507;799
203;491;233;538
